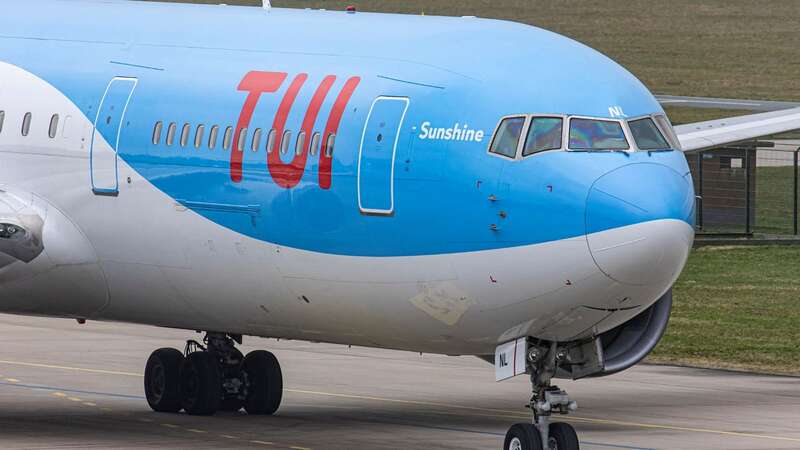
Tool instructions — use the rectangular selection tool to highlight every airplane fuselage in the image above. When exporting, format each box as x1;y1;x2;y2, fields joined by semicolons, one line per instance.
0;0;694;356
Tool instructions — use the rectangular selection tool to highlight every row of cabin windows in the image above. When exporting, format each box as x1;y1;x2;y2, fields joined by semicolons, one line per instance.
152;121;336;158
0;111;61;139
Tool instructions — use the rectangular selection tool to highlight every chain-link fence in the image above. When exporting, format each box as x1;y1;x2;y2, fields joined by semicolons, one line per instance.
687;135;800;236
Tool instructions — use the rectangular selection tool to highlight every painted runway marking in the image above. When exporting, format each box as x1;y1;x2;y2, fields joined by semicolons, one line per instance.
2;359;800;445
0;380;144;399
5;378;19;383
285;389;800;443
0;359;141;377
0;378;313;450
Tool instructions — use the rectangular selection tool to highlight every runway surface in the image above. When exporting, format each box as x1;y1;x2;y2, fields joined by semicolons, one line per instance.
0;314;798;450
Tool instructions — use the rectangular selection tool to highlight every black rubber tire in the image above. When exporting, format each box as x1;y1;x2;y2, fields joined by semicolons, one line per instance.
144;348;184;413
549;422;580;450
242;350;283;415
180;352;222;415
503;423;543;450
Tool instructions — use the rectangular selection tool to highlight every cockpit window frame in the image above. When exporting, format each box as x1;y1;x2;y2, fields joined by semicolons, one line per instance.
566;115;632;152
487;112;675;161
650;114;681;151
625;115;672;152
521;114;568;158
487;114;529;160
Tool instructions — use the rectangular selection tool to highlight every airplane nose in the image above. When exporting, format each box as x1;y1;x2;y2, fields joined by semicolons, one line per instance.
586;163;695;286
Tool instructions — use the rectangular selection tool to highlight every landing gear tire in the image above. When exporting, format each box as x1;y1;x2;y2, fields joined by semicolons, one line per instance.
144;348;184;413
242;350;283;415
180;351;222;415
548;423;579;450
504;423;543;450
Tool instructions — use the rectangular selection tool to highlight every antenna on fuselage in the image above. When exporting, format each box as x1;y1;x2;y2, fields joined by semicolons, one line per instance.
262;0;271;11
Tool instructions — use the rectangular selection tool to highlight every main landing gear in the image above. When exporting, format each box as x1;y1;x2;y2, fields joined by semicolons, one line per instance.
144;332;282;416
504;343;580;450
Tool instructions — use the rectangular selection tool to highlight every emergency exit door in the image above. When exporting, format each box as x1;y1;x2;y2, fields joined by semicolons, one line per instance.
91;77;138;196
357;97;409;215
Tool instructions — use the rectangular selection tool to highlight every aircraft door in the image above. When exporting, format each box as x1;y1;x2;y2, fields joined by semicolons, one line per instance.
90;77;138;196
357;96;409;215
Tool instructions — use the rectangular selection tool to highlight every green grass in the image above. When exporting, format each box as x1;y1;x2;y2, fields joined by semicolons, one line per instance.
755;166;797;235
650;246;800;374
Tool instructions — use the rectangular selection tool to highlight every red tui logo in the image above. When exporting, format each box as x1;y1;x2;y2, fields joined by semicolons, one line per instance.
230;71;360;189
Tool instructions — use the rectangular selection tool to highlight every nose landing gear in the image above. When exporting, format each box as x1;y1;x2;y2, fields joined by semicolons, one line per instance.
503;343;580;450
143;332;283;416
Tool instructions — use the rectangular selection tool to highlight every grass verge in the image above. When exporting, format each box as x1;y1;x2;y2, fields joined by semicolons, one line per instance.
650;245;800;375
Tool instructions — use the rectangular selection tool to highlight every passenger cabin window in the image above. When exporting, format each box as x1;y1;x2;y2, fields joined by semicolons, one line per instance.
309;132;321;156
21;112;32;137
489;116;525;158
48;114;59;138
0;111;5;134
295;131;306;156
194;125;205;149
266;129;276;153
208;125;219;149
523;117;563;156
280;131;292;155
569;118;629;151
325;134;335;158
180;123;191;147
237;128;247;152
629;118;670;150
166;123;177;146
222;126;233;151
152;121;163;145
252;128;262;152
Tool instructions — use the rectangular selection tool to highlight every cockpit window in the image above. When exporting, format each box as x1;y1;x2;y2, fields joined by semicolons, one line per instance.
629;118;670;150
569;118;629;150
523;117;563;156
489;116;525;158
653;114;681;150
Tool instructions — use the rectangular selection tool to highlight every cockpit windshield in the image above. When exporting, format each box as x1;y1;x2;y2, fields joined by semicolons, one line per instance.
568;118;629;151
628;117;670;150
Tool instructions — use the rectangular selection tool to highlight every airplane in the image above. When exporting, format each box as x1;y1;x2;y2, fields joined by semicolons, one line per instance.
1;1;799;449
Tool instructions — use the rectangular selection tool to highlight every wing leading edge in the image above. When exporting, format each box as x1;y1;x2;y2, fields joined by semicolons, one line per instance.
674;107;800;152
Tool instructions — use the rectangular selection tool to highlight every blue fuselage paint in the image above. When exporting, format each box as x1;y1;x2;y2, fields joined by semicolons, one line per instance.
0;0;694;257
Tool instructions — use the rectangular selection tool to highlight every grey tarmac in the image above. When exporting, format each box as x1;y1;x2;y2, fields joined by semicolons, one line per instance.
0;314;798;450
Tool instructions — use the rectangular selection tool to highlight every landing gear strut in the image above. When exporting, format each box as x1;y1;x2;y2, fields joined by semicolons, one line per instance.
503;343;579;450
143;332;282;416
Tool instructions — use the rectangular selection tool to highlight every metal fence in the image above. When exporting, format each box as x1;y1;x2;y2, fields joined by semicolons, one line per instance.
687;137;800;236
